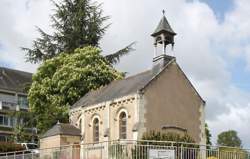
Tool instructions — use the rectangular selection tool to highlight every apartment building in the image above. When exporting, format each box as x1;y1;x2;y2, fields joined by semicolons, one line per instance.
0;67;32;142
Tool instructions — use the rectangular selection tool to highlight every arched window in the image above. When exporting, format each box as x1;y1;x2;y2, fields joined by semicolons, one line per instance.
119;112;127;139
93;118;99;142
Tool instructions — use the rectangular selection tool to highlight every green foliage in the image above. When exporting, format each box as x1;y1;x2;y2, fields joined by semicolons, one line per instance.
205;123;212;145
130;131;196;159
8;111;37;143
22;0;107;63
0;142;24;153
28;46;122;133
22;0;135;64
207;157;218;159
217;130;242;147
141;130;195;144
105;42;135;64
0;126;13;132
206;148;249;159
218;147;249;159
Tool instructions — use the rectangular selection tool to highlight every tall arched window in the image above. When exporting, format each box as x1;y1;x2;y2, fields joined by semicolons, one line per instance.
119;112;127;139
93;118;99;142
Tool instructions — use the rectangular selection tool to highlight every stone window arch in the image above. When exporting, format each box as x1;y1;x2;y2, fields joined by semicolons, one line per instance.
93;118;99;142
119;111;127;139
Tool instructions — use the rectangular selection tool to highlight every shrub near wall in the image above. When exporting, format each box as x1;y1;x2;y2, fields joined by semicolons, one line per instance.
0;142;24;153
132;131;197;159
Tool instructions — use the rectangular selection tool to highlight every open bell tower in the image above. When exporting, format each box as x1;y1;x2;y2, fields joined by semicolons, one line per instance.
151;10;177;74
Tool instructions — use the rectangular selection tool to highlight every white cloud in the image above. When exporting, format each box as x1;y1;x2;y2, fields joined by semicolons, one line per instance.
100;0;250;147
208;103;250;147
0;0;54;72
1;0;250;147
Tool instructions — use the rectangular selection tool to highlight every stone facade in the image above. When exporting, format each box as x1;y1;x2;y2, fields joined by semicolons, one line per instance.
70;60;205;145
143;62;205;143
70;94;139;143
40;135;81;149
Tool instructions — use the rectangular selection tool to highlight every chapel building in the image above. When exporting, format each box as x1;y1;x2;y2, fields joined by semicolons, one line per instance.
69;13;206;145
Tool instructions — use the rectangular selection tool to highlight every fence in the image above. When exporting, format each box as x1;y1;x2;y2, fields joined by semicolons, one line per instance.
0;140;250;159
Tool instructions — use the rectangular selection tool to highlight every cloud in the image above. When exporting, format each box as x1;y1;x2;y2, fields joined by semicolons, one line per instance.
1;0;250;147
99;0;250;147
208;102;250;147
0;0;54;72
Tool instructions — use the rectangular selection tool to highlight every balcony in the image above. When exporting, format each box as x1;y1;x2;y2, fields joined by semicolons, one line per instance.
0;101;17;111
0;101;29;111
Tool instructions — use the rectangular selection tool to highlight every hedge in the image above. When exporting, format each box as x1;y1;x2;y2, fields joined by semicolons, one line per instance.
0;126;13;132
0;142;25;153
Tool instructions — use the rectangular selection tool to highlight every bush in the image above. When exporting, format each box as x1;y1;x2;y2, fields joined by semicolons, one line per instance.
141;130;195;144
207;157;218;159
219;147;249;159
0;126;13;131
0;142;25;153
131;131;197;159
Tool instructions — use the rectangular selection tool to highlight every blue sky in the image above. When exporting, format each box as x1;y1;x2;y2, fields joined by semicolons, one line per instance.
1;0;250;147
202;0;234;21
201;0;250;92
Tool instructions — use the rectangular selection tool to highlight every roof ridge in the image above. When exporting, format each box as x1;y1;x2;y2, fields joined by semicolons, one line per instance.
0;66;33;75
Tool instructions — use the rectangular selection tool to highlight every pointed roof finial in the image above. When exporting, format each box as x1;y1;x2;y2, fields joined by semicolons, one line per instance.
151;11;176;37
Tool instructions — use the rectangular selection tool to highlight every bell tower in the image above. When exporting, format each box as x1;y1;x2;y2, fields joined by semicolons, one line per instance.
151;10;176;74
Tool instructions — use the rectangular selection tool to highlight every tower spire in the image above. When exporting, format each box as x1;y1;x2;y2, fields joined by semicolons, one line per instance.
151;11;176;56
151;11;176;75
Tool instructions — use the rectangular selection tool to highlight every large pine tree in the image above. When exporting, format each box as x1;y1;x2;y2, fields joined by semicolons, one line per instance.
22;0;134;64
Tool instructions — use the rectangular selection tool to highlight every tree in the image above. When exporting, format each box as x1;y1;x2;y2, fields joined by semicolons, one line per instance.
205;123;212;145
22;0;135;64
8;111;37;143
28;46;122;133
217;130;242;147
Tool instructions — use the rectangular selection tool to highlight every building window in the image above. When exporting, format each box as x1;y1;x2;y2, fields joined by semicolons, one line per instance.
119;112;127;139
18;95;28;109
0;115;10;127
10;117;15;127
0;135;7;142
93;118;99;142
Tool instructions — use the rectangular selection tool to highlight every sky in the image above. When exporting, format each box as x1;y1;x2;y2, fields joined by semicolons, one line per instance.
1;0;250;147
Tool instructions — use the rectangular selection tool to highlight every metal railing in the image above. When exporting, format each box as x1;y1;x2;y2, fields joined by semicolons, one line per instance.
0;140;250;159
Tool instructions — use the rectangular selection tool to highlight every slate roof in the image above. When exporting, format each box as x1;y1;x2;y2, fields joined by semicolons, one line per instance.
151;15;176;36
0;67;32;93
42;122;81;138
72;70;154;108
71;56;176;109
71;54;205;109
